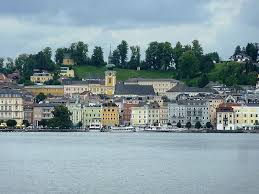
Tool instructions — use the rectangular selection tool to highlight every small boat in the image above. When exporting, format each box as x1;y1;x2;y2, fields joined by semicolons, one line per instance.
89;123;102;132
144;126;175;132
110;126;136;132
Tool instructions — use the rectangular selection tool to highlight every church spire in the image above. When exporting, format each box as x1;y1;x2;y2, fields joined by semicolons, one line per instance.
108;45;112;64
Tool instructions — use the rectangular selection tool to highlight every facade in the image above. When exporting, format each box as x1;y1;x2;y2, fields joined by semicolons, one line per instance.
125;78;179;95
63;53;75;66
131;102;169;126
159;105;168;125
131;105;149;126
185;99;210;127
207;96;224;127
25;85;64;96
66;102;83;127
60;67;75;78
216;105;236;130
24;105;33;124
83;104;102;127
30;72;53;84
147;102;160;125
122;102;139;125
101;102;119;127
63;71;116;96
168;101;186;126
168;99;210;127
33;103;55;126
233;105;259;130
0;88;24;125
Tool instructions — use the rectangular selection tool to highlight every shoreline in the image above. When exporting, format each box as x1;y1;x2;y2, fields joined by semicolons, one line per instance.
0;129;258;134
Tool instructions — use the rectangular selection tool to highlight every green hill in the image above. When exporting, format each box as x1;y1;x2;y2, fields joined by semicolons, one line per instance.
73;62;257;86
74;66;176;81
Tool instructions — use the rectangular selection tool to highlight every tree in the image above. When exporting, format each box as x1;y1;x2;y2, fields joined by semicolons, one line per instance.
200;55;214;73
234;45;241;55
39;119;48;128
185;122;192;129
0;58;4;68
111;49;120;67
128;46;140;69
177;121;182;128
6;120;17;128
117;40;129;68
246;43;258;61
206;52;220;63
78;121;83;129
91;46;105;67
70;41;89;66
6;57;15;72
34;50;55;71
192;40;203;57
22;120;30;127
206;122;213;129
195;121;202;129
146;41;174;70
178;50;199;79
15;54;29;72
35;93;47;103
173;42;184;68
198;74;209;88
48;105;72;129
55;48;69;65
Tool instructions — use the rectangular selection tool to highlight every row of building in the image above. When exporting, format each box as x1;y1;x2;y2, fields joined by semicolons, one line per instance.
2;66;259;130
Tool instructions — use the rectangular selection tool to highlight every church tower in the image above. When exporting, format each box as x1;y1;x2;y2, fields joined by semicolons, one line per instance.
105;71;116;87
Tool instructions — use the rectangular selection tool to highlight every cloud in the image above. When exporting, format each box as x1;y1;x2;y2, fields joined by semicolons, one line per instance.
0;0;258;60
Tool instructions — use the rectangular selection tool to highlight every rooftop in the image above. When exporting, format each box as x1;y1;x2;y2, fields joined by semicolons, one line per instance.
115;83;155;96
167;83;217;93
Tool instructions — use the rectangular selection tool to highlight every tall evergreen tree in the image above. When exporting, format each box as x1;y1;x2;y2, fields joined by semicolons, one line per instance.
91;46;105;67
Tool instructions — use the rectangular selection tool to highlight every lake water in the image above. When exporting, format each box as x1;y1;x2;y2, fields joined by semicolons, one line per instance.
0;133;259;194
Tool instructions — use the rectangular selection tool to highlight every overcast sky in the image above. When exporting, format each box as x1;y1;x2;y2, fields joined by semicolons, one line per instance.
0;0;258;60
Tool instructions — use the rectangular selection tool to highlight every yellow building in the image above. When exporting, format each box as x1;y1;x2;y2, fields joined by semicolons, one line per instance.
0;88;24;125
30;72;53;84
63;53;75;66
101;102;119;127
125;78;179;95
25;85;64;96
60;67;75;78
131;105;148;126
233;105;259;130
63;70;116;96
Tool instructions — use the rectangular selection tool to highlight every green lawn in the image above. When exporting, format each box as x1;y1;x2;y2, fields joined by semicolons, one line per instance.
208;62;226;81
74;66;176;81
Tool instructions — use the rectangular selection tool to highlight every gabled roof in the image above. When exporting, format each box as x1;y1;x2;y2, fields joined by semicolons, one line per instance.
126;77;179;83
115;83;155;96
62;79;104;85
167;83;217;93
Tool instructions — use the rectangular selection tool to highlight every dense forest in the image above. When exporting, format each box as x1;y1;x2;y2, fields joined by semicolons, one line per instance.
0;40;258;87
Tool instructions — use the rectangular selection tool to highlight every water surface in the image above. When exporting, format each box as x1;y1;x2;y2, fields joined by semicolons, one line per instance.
0;133;259;194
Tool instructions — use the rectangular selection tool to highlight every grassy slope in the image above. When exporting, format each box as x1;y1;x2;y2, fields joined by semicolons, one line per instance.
208;62;226;82
74;63;229;85
74;66;176;81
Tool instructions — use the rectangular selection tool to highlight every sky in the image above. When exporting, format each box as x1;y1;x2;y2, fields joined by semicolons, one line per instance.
0;0;258;60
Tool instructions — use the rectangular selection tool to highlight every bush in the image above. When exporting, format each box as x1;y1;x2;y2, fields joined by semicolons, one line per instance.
185;122;192;129
195;121;202;129
6;120;17;128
